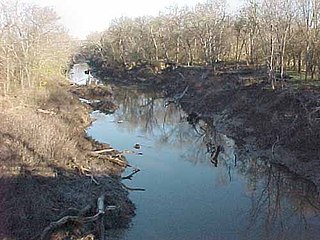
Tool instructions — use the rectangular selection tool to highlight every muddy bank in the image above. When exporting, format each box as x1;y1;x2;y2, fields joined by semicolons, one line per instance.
0;83;134;239
70;85;118;114
93;65;320;190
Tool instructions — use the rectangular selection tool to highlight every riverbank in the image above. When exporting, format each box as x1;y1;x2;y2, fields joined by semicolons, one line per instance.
0;81;134;239
94;64;320;191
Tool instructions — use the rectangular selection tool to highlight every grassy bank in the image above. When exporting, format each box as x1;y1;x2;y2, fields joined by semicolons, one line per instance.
0;80;135;239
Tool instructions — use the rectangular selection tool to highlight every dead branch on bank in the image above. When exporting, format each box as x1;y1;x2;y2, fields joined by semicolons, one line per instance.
174;85;189;102
165;85;189;106
178;72;185;80
271;135;280;158
89;174;99;185
121;182;145;191
75;165;100;185
92;148;115;154
36;108;56;115
40;195;109;240
89;151;129;168
121;168;141;180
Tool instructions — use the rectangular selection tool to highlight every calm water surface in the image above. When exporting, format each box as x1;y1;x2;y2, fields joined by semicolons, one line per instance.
86;87;320;240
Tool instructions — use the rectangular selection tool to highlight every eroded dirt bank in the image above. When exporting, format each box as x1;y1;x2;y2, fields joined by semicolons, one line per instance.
0;83;134;239
94;65;320;190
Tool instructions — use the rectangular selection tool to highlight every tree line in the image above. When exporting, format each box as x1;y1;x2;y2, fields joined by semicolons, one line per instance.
0;0;74;96
79;0;320;83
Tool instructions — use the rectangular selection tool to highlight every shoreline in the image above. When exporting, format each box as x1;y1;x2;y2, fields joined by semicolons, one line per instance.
0;82;135;239
92;64;320;192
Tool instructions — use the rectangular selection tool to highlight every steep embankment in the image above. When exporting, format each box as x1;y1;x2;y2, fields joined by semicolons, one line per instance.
0;82;134;239
164;67;320;188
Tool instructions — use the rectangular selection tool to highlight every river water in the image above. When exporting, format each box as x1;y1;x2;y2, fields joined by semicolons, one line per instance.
87;88;320;240
72;64;320;240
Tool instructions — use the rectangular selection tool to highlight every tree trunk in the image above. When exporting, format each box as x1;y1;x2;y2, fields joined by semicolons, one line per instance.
269;25;276;89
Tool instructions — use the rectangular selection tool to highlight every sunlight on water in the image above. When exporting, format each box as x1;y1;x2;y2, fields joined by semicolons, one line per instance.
69;63;98;85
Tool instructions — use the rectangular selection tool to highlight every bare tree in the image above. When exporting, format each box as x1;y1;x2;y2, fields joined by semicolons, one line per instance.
0;0;73;95
77;0;320;87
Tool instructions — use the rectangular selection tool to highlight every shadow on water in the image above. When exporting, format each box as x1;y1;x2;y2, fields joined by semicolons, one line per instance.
89;87;320;240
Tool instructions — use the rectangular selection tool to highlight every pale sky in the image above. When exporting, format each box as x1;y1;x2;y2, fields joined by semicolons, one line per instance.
25;0;244;39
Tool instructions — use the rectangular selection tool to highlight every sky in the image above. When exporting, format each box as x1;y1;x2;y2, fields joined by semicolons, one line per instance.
26;0;244;39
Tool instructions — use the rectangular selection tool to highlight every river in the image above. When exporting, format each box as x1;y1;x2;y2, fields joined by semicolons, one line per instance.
72;63;320;240
87;88;320;240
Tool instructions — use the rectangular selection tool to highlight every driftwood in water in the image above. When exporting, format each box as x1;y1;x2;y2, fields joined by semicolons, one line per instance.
121;183;145;191
121;168;141;180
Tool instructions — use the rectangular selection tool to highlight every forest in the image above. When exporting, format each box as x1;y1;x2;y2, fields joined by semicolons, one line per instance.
79;0;320;87
1;0;320;95
0;1;75;95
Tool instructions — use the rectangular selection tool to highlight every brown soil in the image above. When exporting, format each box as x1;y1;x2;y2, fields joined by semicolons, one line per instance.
94;64;320;190
0;82;135;239
69;84;113;100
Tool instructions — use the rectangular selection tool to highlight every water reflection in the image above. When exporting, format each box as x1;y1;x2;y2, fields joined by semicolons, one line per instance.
69;63;98;85
243;162;320;239
90;87;320;240
111;88;237;165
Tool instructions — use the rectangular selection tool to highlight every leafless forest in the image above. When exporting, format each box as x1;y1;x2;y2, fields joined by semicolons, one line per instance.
0;0;74;95
1;0;320;95
79;0;320;85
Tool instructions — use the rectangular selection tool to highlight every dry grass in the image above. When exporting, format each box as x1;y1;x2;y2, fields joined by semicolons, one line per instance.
0;80;134;239
0;81;90;176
